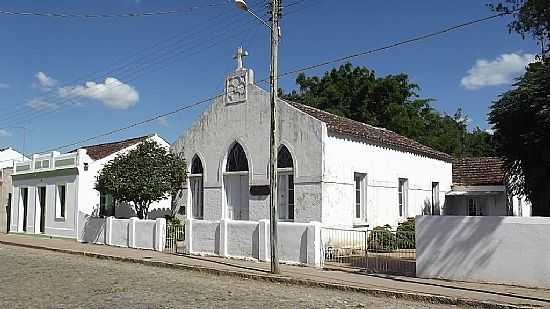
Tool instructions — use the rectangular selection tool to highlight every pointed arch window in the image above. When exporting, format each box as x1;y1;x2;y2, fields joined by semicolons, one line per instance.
277;145;294;221
190;155;204;219
224;142;250;220
226;143;249;172
278;145;293;169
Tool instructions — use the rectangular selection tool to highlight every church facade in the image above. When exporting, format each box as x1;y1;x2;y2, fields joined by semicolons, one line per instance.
172;49;453;228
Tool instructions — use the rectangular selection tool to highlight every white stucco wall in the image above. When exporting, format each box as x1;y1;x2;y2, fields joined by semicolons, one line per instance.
172;76;324;223
322;133;452;228
78;216;165;251
226;220;259;258
416;216;550;289
186;218;321;266
0;168;13;233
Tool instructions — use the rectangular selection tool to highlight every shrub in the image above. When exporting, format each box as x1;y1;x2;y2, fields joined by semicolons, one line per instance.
396;217;415;249
367;225;397;252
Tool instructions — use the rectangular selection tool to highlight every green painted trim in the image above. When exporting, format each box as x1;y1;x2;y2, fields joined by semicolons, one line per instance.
12;168;78;180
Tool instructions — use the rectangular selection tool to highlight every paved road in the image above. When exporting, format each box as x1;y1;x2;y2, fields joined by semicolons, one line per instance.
0;245;458;308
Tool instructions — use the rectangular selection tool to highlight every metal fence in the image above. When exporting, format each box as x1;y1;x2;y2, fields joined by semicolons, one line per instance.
165;224;185;254
321;227;416;276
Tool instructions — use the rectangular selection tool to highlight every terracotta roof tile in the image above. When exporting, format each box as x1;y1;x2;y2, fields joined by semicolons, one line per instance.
452;157;505;186
74;135;151;160
287;101;452;162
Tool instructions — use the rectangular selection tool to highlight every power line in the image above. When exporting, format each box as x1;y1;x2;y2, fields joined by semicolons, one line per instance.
34;9;516;154
277;10;517;79
0;2;230;19
0;9;260;126
0;7;239;119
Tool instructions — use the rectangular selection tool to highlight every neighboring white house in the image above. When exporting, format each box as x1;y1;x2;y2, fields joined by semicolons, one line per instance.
444;157;531;217
9;134;173;239
0;147;26;233
172;48;453;230
0;147;26;169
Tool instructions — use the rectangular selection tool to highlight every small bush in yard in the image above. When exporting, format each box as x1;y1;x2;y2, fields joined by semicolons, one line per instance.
367;225;397;252
396;217;415;249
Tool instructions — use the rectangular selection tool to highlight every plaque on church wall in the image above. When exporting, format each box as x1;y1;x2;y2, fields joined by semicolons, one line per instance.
250;185;270;196
225;73;247;105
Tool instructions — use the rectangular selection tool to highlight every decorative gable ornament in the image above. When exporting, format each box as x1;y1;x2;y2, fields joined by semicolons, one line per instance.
225;46;254;105
225;71;248;105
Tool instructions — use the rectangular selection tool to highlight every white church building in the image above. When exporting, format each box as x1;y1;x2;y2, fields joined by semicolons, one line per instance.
172;48;453;230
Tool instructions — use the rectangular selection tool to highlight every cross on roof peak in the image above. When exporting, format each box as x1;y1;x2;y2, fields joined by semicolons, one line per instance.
234;46;248;70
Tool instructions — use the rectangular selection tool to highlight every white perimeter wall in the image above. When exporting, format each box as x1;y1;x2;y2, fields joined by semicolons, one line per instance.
78;216;166;251
416;216;550;289
323;133;452;228
185;218;321;266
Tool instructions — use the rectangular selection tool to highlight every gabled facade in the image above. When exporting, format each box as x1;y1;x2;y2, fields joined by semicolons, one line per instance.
445;157;531;217
9;134;172;239
172;51;453;228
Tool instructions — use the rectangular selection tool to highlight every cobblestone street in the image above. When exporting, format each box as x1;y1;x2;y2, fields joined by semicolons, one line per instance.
0;245;460;308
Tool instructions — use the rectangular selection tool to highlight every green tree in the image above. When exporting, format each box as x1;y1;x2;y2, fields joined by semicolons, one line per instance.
95;140;187;219
283;63;495;157
489;0;550;57
489;60;550;216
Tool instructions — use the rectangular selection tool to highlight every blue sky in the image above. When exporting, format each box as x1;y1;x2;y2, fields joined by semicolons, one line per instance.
0;0;539;155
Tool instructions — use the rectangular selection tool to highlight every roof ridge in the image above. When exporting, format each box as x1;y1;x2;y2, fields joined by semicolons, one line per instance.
79;134;153;149
284;100;451;161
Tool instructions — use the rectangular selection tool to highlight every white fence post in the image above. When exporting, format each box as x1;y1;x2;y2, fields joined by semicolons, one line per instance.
219;219;228;257
128;217;137;248
184;218;193;254
258;219;269;262
155;218;166;252
307;221;322;267
105;216;113;245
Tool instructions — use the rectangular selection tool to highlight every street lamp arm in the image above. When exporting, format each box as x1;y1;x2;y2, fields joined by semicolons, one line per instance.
245;8;273;32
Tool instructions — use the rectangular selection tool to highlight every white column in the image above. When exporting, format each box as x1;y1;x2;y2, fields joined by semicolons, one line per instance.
128;217;137;248
184;218;193;254
258;219;269;262
307;221;323;267
219;219;228;257
105;216;113;245
155;218;166;252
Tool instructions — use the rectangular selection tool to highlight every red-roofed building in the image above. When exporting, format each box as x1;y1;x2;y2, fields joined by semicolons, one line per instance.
444;157;531;217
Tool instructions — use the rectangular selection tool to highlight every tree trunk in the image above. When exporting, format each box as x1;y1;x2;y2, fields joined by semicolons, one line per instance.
135;205;145;219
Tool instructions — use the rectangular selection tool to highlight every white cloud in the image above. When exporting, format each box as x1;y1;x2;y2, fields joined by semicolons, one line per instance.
0;129;12;137
157;116;169;127
0;83;10;89
35;71;58;89
26;98;58;110
58;77;139;109
461;53;536;90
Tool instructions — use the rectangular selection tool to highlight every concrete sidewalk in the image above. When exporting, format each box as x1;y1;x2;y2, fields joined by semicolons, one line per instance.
0;234;548;309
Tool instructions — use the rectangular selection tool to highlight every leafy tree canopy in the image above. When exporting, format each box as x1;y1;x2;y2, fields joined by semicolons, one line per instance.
489;60;550;216
95;140;187;219
489;0;550;57
282;63;495;157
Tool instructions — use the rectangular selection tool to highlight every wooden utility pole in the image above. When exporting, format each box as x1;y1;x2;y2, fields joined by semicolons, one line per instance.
269;0;281;274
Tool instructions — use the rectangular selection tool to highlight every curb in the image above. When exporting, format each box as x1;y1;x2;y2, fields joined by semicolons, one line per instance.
0;240;535;309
